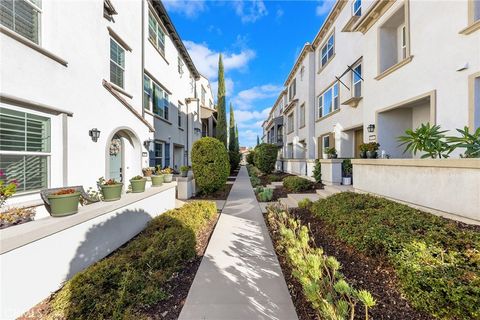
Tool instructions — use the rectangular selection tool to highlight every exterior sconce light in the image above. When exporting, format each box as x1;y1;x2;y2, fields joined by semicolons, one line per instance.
367;124;375;133
143;138;154;149
194;128;202;134
89;128;101;142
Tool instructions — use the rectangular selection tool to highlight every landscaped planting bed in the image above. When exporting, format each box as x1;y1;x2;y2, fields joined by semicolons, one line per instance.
191;183;233;200
308;192;480;319
22;201;218;320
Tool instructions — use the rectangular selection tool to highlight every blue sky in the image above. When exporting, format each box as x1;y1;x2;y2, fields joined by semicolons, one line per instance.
164;0;335;147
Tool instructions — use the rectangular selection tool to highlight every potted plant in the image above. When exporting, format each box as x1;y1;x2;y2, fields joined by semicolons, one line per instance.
366;142;380;159
130;175;147;193
325;147;338;159
162;167;174;183
342;159;352;185
142;167;154;177
180;165;189;177
151;169;164;187
359;143;368;158
47;188;81;217
99;177;123;202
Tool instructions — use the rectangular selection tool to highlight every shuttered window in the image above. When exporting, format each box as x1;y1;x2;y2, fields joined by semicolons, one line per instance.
0;107;50;192
0;0;41;44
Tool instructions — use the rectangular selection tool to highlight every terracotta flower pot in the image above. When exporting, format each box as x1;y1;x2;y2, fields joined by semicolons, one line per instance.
101;184;123;201
130;179;147;193
48;192;81;217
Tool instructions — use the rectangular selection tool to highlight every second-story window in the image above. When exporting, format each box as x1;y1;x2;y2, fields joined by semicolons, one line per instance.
144;75;169;120
110;38;125;88
318;82;339;118
320;33;335;67
148;11;166;55
178;56;184;75
289;79;296;101
352;63;362;97
299;104;305;127
352;0;361;16
1;0;41;44
201;87;206;106
287;112;294;133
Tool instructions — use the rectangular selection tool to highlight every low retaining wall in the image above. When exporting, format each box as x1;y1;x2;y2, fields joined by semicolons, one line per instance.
0;183;176;319
280;159;316;178
352;159;480;222
319;159;343;185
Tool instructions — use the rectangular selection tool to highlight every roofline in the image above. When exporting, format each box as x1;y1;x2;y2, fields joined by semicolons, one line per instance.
151;0;200;80
283;43;314;87
267;89;287;118
312;0;348;47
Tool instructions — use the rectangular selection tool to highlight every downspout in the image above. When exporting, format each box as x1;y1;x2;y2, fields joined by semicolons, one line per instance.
186;99;189;166
141;0;145;118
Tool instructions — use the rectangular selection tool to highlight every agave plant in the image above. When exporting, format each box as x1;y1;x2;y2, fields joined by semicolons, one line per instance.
397;123;453;159
447;126;480;158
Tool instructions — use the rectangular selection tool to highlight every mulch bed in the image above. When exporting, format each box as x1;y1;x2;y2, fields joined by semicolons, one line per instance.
191;183;233;200
20;212;220;320
258;172;293;186
278;207;435;320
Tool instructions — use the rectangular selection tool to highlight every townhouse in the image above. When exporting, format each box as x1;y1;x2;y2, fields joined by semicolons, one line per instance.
267;0;480;174
0;0;213;210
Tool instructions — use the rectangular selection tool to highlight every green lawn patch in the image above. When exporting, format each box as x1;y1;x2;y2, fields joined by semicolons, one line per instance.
311;192;480;319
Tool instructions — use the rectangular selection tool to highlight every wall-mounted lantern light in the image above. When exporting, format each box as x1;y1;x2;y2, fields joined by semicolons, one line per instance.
143;138;154;149
367;124;375;133
89;128;101;142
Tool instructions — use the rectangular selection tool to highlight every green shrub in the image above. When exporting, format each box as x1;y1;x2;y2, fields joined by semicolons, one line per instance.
246;150;255;165
312;160;321;183
192;137;230;194
254;143;278;174
257;188;273;202
342;159;352;177
283;176;314;193
49;201;217;319
266;174;282;183
311;193;480;319
297;198;312;209
250;175;261;188
228;150;241;171
267;205;375;319
246;164;261;178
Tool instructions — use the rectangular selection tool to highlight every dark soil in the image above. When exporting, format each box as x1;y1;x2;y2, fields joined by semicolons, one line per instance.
191;183;233;200
258;172;293;186
284;207;435;320
20;213;220;320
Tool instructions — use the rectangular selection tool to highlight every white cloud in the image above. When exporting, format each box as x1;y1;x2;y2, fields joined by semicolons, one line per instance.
233;0;268;23
233;84;283;110
163;0;206;18
316;0;334;16
184;40;255;80
211;77;234;98
235;107;271;147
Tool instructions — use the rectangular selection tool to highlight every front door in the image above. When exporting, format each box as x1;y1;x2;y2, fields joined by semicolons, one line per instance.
354;128;364;158
109;135;123;182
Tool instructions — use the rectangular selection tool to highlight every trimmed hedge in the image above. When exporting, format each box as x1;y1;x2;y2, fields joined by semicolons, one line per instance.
254;143;278;174
192;137;230;194
49;201;217;319
283;176;314;192
228;150;241;172
246;150;255;165
311;193;480;319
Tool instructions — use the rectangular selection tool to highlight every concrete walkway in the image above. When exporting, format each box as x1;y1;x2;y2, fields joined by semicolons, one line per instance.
179;166;298;320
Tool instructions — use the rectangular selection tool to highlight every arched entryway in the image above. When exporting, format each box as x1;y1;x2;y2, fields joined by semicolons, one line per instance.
105;128;142;182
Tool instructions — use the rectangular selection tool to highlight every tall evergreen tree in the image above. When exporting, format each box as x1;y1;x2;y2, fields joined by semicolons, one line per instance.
235;124;240;152
228;103;236;152
215;54;228;148
257;135;260;146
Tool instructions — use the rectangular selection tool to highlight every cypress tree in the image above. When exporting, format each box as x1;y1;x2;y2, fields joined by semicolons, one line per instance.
228;103;236;152
235;124;240;152
215;54;228;148
257;135;260;146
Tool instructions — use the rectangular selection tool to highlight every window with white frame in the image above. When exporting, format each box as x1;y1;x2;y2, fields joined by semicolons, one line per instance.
150;141;163;167
0;107;50;193
352;63;362;97
300;66;305;81
474;0;480;22
399;24;407;60
148;10;166;55
320;33;335;67
0;0;41;44
352;0;361;16
178;56;184;75
289;79;296;101
318;82;339;118
379;5;408;74
110;38;125;88
143;75;169;120
178;104;183;128
299;103;305;127
190;76;195;94
201;86;206;106
287;112;294;133
322;135;330;154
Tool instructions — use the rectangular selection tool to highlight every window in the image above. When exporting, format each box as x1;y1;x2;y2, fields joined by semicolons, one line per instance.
352;63;362;97
201;86;206;106
287;112;294;133
190;76;195;94
474;0;480;22
164;143;170;167
299;104;305;127
320;33;335;67
289;79;296;101
143;75;169;120
399;24;407;60
322;135;330;154
352;0;361;16
379;5;408;74
148;10;166;55
1;0;41;44
178;104;183;128
0;107;50;193
300;66;305;81
287;143;293;158
318;83;339;118
150;141;163;167
110;39;125;88
178;56;184;75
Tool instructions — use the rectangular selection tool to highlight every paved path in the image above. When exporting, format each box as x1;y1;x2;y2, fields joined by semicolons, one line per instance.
179;166;298;320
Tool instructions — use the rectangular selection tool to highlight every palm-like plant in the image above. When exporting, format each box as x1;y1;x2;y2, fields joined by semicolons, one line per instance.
398;123;453;159
447;126;480;158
